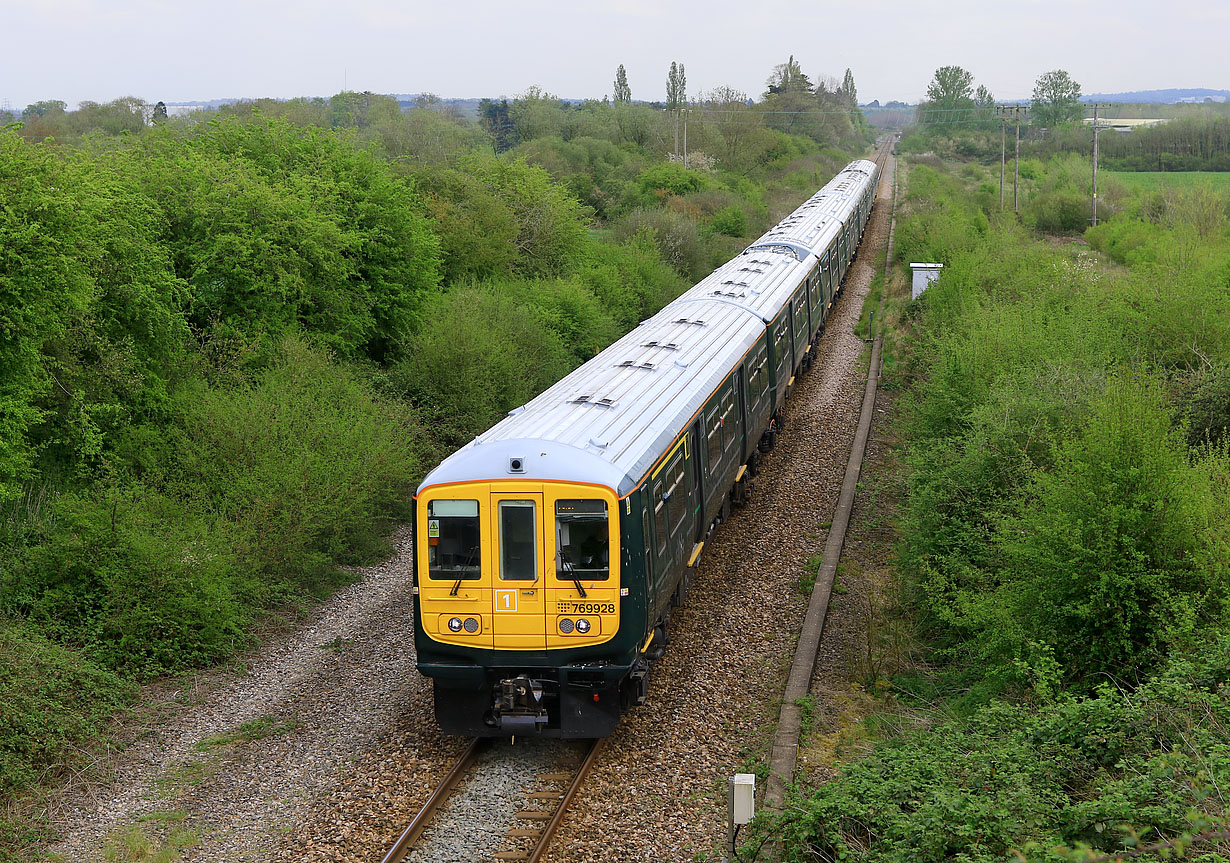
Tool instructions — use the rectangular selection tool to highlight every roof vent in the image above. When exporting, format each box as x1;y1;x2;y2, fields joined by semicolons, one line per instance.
569;395;619;409
617;360;656;370
673;318;706;327
641;341;680;351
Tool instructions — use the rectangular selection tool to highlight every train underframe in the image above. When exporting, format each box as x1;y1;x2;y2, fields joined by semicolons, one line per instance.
428;656;652;738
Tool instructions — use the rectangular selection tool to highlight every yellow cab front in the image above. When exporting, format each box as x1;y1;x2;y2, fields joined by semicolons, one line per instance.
417;481;620;652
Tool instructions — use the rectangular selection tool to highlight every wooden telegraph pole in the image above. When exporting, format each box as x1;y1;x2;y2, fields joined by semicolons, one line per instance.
1014;106;1023;213
1091;103;1102;227
999;110;1007;210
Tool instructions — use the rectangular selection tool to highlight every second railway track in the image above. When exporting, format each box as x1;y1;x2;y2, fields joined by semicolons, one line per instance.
382;737;604;863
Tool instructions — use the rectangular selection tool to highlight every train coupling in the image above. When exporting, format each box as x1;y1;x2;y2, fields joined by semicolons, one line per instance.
494;674;549;732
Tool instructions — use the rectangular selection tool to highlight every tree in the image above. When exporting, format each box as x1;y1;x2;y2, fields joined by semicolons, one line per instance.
766;55;813;96
973;85;997;127
666;62;687;111
510;86;567;141
22;100;66;119
839;68;858;109
478;98;516;152
1031;69;1083;127
922;65;975;125
613;64;631;104
152;101;168;124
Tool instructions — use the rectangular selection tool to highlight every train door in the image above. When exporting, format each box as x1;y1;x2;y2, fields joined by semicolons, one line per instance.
771;313;791;407
490;493;547;651
819;252;831;313
792;291;809;368
650;435;692;610
745;342;770;448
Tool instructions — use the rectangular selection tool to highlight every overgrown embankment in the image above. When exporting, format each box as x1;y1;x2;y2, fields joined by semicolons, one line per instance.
773;157;1230;862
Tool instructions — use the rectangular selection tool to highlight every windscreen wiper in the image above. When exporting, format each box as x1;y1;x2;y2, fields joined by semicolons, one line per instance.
450;544;479;596
559;551;588;598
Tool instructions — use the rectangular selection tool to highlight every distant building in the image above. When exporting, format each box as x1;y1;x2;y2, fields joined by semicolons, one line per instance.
1083;117;1169;133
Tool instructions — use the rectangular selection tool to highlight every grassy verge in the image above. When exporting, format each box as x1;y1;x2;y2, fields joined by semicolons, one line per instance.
752;152;1230;863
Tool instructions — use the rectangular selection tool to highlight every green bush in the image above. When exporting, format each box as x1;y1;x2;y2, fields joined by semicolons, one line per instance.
575;237;688;329
4;486;247;674
779;635;1230;863
174;335;419;579
1001;377;1229;681
491;277;622;364
611;209;708;280
457;154;590;277
710;204;748;237
1181;364;1230;447
1026;190;1090;233
395;287;576;446
120;118;443;362
0;619;135;796
636;161;711;200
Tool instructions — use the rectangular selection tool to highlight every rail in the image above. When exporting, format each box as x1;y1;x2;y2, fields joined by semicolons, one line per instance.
380;737;604;863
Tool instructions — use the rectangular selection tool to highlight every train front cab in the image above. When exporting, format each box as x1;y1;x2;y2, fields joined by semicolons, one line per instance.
415;480;640;738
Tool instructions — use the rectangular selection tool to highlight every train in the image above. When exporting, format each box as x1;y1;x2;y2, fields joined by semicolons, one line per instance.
412;158;880;737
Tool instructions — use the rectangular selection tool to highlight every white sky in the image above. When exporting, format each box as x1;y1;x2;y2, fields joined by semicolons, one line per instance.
2;0;1226;111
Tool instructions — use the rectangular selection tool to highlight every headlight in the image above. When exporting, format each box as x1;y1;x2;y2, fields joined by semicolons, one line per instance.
559;618;574;634
463;617;479;633
448;617;463;632
576;618;591;634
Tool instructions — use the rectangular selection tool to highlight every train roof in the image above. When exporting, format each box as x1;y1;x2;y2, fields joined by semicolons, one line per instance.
746;159;878;262
418;297;767;498
416;159;878;500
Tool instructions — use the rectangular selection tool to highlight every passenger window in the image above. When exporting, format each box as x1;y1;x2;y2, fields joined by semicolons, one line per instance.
706;409;722;473
653;481;668;553
665;454;687;533
720;388;737;451
556;499;609;581
498;500;538;581
774;323;789;361
427;499;481;580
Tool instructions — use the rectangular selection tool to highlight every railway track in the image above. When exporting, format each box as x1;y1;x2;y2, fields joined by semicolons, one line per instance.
381;737;605;863
275;142;902;863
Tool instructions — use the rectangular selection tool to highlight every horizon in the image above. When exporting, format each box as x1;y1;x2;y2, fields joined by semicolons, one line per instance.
3;0;1227;116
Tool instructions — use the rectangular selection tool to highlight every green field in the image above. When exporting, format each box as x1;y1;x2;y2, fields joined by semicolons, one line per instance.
1105;170;1230;190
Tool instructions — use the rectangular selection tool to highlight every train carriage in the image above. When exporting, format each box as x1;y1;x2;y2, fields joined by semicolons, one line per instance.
413;159;879;737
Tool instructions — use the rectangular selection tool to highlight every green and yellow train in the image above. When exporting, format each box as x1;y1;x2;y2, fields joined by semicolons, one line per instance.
413;159;880;737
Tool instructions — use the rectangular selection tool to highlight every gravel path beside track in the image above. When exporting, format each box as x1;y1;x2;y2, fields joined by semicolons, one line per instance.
45;526;459;862
42;154;895;863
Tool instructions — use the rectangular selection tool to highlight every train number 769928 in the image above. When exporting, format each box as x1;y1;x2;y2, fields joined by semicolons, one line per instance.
558;601;616;615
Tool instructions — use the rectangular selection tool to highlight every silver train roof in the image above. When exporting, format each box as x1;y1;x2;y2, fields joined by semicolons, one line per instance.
417;159;878;499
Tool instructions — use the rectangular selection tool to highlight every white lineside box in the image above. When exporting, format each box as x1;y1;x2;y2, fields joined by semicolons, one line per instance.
910;263;943;299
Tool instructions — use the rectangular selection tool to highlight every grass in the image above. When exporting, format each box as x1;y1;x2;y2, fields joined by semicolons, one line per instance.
855;273;886;341
153;760;215;799
195;714;299;751
103;819;198;863
1104;170;1230;191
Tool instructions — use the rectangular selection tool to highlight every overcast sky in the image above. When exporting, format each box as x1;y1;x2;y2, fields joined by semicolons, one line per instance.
2;0;1226;112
